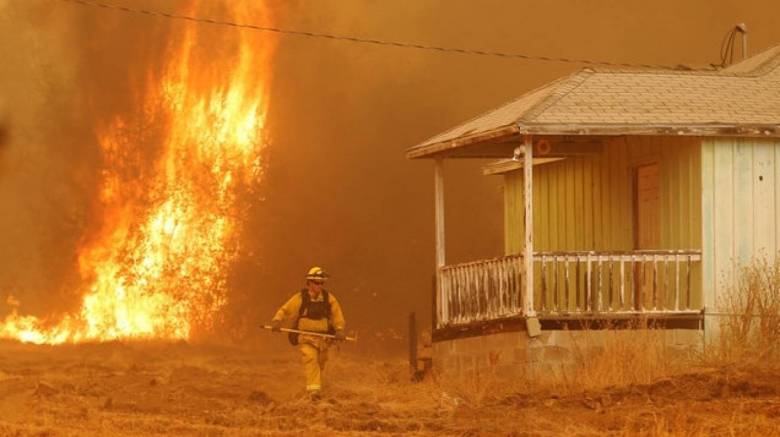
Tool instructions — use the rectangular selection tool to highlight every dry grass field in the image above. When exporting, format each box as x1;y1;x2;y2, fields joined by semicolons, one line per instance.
1;261;779;436
0;336;779;436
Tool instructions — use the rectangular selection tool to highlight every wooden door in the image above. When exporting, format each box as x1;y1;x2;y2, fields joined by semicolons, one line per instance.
634;163;660;309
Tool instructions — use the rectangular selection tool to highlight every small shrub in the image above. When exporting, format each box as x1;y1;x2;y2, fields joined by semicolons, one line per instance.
717;256;780;362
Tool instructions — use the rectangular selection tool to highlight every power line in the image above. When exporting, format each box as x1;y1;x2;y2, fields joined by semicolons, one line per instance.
56;0;706;71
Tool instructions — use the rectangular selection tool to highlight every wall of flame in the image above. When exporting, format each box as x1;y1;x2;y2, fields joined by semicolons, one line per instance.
0;1;275;344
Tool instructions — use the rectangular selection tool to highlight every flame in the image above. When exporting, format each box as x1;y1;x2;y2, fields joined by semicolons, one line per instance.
0;3;275;344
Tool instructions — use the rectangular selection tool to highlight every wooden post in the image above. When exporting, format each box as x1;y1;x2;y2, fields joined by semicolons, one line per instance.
523;137;536;318
434;159;445;268
521;138;540;337
431;274;437;331
409;312;418;374
434;159;445;327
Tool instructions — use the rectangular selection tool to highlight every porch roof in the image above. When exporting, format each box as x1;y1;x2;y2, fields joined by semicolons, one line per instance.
407;45;780;159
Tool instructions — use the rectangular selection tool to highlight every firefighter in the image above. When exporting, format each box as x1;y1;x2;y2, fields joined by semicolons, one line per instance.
270;267;346;400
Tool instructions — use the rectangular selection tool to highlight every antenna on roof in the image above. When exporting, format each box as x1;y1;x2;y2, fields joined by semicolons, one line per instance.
736;23;748;60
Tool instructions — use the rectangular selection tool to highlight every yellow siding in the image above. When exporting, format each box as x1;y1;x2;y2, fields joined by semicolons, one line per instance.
503;136;703;308
504;136;702;253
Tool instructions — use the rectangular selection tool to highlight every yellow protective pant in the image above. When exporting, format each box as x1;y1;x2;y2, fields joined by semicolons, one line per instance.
299;340;329;392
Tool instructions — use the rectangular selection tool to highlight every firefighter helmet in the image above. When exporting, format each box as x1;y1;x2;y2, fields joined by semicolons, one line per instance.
305;266;328;282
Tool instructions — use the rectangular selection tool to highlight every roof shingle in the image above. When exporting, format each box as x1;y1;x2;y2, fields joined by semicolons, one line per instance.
409;45;780;158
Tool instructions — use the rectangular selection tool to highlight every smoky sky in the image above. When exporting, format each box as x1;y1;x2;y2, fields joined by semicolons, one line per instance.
1;0;779;339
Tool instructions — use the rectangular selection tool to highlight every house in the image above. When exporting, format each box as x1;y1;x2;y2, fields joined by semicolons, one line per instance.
407;45;780;373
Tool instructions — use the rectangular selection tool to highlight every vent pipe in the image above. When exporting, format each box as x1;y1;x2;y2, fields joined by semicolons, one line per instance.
736;23;748;59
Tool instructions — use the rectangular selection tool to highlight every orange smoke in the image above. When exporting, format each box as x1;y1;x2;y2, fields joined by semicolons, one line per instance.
0;2;275;344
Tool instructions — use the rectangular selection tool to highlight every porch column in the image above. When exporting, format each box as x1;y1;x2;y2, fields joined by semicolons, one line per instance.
434;158;445;268
522;137;536;317
434;158;445;327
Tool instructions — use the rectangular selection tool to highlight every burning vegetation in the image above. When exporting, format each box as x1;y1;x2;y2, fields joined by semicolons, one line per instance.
0;3;275;344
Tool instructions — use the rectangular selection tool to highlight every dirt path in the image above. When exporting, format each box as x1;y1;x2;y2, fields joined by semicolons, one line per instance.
0;341;778;435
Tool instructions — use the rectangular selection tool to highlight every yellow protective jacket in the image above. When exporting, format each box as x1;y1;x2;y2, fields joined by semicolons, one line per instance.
272;290;346;334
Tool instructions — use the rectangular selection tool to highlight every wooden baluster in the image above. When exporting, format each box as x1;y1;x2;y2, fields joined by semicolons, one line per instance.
449;269;455;323
490;260;504;317
552;255;561;312
686;254;692;310
576;257;582;311
596;254;602;312
465;266;471;322
664;254;671;310
652;255;658;311
472;265;478;319
455;268;461;322
540;255;547;312
438;269;444;326
639;256;646;311
674;254;681;311
489;262;495;316
444;269;451;324
501;259;514;314
440;269;447;325
507;260;512;315
518;256;524;314
469;266;476;320
619;257;625;310
477;265;483;319
512;263;523;314
470;266;476;320
499;260;506;316
629;254;635;310
564;256;570;312
448;269;454;324
473;266;479;320
487;263;493;317
608;257;614;311
457;267;465;323
586;253;592;312
446;269;453;324
507;259;513;314
502;260;509;315
485;263;491;318
490;263;495;316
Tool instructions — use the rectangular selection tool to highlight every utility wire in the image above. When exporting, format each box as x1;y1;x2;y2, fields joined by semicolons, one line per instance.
56;0;706;71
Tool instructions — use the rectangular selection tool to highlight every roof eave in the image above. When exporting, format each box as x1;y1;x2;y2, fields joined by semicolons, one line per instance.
522;123;780;137
406;123;780;159
405;125;521;159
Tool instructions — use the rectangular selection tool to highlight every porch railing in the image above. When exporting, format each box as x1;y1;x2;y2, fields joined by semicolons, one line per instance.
437;256;523;327
436;250;702;328
535;250;702;315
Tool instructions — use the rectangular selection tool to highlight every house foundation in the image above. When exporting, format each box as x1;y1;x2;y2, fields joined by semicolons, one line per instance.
431;326;703;379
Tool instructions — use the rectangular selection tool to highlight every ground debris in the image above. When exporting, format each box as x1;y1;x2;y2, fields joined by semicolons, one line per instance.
248;390;273;404
34;381;59;397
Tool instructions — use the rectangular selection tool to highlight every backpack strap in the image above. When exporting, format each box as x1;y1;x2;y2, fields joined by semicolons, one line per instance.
324;290;332;317
298;289;309;317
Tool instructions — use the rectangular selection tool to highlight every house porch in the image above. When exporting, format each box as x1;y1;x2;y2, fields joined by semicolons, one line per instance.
432;136;704;336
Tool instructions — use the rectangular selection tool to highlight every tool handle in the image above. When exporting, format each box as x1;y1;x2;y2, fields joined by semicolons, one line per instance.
261;325;357;342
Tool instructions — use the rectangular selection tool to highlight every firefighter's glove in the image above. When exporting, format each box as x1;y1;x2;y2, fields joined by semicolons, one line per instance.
334;330;346;341
270;320;282;332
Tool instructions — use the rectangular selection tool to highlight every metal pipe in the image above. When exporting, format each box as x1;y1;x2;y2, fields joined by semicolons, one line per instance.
737;23;748;59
